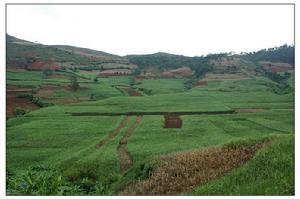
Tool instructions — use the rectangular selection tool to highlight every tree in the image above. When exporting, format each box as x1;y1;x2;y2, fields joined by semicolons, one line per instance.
89;93;96;101
42;69;53;78
70;76;79;91
93;77;99;83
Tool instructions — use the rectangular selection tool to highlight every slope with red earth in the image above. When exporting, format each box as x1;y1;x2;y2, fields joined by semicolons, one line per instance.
6;86;39;117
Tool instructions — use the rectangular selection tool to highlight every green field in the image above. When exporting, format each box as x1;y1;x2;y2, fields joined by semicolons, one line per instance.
6;72;294;195
6;36;295;196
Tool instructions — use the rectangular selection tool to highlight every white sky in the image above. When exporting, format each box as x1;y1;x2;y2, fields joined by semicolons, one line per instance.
7;4;294;57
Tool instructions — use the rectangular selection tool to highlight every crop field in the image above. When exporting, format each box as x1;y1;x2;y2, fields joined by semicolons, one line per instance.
6;69;294;196
5;37;295;196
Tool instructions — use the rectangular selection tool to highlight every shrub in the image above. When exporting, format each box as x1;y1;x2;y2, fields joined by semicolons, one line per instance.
42;69;53;78
17;93;53;107
90;94;97;101
6;166;113;196
15;107;26;116
93;77;99;83
70;76;79;91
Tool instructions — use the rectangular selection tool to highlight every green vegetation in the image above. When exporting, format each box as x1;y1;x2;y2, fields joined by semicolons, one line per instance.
14;107;26;116
17;93;53;107
241;45;294;66
191;135;294;195
6;34;294;196
70;76;79;91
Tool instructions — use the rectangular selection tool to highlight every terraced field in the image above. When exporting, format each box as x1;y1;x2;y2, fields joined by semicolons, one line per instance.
6;71;294;195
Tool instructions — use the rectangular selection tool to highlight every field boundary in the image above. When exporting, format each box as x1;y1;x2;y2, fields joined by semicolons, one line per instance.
68;110;236;116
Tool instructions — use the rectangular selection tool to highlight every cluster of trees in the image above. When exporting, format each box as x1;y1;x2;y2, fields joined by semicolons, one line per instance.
241;45;294;66
17;93;53;107
127;52;224;77
127;52;204;70
264;71;293;95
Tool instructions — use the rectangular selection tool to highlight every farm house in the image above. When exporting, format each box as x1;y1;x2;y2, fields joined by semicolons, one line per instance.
99;69;132;77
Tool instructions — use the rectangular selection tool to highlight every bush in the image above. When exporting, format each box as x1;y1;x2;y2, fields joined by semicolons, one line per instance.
7;166;68;195
6;166;113;196
93;77;99;83
70;76;79;91
17;93;53;107
89;94;97;101
42;69;53;78
15;107;26;116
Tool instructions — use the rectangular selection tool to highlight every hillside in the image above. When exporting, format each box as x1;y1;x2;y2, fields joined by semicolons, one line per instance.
6;34;295;196
6;34;129;70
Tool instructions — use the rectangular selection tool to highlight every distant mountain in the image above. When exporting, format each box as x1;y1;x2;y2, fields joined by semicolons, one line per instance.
6;34;294;75
52;45;128;63
126;52;204;70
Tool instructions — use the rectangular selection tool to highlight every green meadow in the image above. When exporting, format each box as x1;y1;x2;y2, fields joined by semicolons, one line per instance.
6;72;294;195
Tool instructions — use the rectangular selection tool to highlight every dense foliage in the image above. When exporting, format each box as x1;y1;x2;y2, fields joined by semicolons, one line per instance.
6;166;113;196
17;93;53;107
241;45;294;66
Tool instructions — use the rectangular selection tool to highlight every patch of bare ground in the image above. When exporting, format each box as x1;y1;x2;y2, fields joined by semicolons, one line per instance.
121;141;270;195
121;87;142;96
6;90;39;117
117;116;143;173
7;68;28;72
35;85;89;104
96;116;130;148
48;74;69;79
236;108;267;113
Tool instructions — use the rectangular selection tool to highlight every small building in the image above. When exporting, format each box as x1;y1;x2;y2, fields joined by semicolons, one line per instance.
99;69;132;77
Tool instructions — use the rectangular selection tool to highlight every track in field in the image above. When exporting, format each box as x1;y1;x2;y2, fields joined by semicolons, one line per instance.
96;116;130;148
117;115;143;173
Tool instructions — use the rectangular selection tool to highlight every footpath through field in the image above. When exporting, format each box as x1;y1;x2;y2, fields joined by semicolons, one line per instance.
117;115;143;173
96;86;143;172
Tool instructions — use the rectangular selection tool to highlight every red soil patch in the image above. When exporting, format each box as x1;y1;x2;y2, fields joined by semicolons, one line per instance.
6;90;39;117
121;141;270;195
134;76;146;81
96;116;130;148
260;61;293;73
164;114;182;128
196;80;208;87
270;66;290;73
161;71;176;78
7;68;28;72
49;74;68;79
122;87;142;96
26;61;60;70
117;115;143;173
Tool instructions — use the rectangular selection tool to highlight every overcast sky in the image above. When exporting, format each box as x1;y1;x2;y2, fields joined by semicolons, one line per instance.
7;4;294;57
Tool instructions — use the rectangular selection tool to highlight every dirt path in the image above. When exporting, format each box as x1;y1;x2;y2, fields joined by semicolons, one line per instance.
117;115;143;173
120;86;142;96
96;116;130;148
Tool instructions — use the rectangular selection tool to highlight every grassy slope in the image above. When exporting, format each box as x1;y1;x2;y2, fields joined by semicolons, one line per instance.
6;75;294;195
134;78;186;94
190;135;294;195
